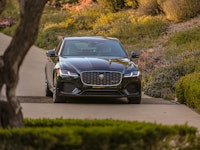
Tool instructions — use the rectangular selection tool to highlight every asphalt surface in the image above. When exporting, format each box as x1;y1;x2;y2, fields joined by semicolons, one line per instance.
1;33;200;131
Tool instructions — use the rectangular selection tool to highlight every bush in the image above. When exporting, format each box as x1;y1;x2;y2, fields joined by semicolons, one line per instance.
68;4;101;30
161;0;200;22
35;26;67;50
97;0;125;12
94;13;168;49
144;26;200;99
124;0;139;9
0;119;199;150
144;56;200;99
176;72;200;112
137;0;163;16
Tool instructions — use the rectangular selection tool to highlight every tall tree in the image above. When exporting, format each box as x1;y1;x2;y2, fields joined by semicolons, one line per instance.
0;0;47;128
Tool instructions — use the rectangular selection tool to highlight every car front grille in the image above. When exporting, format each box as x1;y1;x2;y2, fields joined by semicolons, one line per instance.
81;71;122;86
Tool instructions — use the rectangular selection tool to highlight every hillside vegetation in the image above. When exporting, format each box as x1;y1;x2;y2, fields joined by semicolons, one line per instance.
1;0;200;110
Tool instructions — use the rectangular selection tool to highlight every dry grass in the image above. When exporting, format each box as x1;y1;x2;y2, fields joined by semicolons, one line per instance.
137;0;162;16
162;0;200;22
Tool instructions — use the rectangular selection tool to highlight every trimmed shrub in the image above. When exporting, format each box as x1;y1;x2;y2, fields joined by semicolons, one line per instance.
161;0;200;22
176;72;200;112
0;119;199;150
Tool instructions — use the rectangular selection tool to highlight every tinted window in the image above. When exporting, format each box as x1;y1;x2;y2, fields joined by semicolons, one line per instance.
61;39;127;58
55;40;63;55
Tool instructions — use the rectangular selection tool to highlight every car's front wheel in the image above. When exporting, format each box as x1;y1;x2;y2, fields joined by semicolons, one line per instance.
45;81;53;97
53;78;65;103
127;96;141;104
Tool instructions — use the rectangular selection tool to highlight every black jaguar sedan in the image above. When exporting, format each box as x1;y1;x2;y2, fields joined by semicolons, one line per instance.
45;36;141;103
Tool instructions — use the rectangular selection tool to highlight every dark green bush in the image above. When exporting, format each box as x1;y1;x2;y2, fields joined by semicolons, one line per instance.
97;0;125;12
176;72;200;112
0;119;199;150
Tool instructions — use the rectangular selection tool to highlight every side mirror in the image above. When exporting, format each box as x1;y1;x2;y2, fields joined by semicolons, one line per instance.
46;49;56;57
131;51;139;59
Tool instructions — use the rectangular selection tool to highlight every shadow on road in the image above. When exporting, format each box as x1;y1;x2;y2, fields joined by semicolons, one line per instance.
18;96;177;105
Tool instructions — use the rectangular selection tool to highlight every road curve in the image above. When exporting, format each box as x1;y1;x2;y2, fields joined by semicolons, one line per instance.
1;33;200;131
0;33;46;96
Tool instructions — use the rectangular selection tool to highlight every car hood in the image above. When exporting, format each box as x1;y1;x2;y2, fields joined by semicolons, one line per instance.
59;57;138;74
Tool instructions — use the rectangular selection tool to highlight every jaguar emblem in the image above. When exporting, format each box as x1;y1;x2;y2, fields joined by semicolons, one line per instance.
98;74;104;80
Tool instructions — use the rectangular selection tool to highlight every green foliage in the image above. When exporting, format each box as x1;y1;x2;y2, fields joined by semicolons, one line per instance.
94;13;168;49
35;27;61;50
145;26;200;99
0;0;19;36
0;0;19;19
144;55;200;99
164;26;200;60
176;72;200;112
161;0;200;22
47;0;79;8
124;0;139;9
97;0;125;12
68;5;102;30
35;8;70;49
0;119;199;150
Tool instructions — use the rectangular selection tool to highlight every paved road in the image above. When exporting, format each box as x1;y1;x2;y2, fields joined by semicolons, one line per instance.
0;33;46;96
1;33;200;131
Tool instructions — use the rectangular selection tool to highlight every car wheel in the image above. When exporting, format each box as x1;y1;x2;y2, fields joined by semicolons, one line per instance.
53;79;65;103
127;96;141;104
45;81;53;97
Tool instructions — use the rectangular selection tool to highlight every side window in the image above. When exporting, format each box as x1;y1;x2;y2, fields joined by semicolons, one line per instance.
55;40;63;55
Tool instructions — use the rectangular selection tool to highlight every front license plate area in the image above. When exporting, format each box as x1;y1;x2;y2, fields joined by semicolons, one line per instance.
92;86;106;89
92;86;117;89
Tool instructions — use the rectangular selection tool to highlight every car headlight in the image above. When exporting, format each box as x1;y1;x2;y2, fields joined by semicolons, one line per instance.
59;69;79;77
124;70;140;77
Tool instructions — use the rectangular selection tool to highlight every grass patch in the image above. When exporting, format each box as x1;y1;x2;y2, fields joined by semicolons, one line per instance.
164;26;200;60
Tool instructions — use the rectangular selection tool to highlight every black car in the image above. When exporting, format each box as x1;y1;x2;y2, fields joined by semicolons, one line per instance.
45;36;141;103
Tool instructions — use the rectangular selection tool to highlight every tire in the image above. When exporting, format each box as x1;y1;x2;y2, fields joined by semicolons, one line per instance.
53;78;65;103
45;81;53;97
127;96;141;104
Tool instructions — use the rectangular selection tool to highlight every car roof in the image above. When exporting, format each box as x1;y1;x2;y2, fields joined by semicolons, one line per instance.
63;36;119;41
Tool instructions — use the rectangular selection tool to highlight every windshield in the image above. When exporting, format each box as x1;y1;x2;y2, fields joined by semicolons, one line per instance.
61;39;128;58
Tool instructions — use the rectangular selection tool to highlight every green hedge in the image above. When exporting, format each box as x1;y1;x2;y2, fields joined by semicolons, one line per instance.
176;72;200;112
0;119;199;150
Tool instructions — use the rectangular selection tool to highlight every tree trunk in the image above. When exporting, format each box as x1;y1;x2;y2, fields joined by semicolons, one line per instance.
0;0;47;128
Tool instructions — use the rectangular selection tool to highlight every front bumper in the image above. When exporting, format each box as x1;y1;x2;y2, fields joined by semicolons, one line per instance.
56;75;141;98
